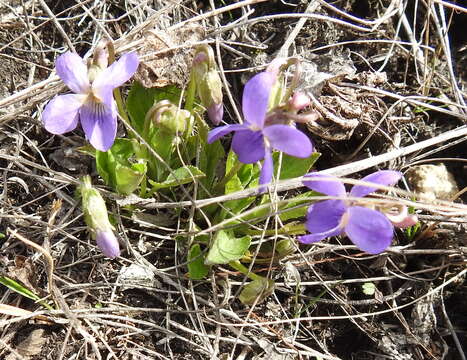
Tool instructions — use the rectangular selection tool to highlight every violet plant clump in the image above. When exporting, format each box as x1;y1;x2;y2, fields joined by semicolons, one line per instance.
207;68;314;185
299;170;408;254
42;49;139;151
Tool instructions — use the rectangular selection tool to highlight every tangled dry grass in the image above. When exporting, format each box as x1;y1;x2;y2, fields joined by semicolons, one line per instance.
1;0;466;359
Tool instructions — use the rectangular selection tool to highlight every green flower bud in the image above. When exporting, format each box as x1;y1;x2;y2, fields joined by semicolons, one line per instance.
78;176;120;258
146;100;189;134
192;45;223;124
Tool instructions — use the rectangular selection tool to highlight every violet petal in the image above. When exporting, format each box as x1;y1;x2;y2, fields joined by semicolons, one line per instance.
350;170;402;198
42;94;85;134
92;52;139;96
207;124;246;144
79;98;117;151
345;206;393;254
242;72;275;128
300;199;346;244
262;124;313;158
302;173;346;197
231;129;265;164
96;230;120;258
259;148;273;185
55;52;90;94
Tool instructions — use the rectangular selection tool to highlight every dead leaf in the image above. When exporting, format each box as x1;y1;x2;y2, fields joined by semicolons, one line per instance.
5;329;46;360
134;24;205;88
5;256;42;296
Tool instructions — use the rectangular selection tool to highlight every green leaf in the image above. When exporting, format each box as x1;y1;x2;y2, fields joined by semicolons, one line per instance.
0;276;40;301
115;162;147;195
95;138;147;195
199;140;225;191
0;276;53;310
149;128;175;180
187;244;210;280
222;151;256;215
224;150;242;194
76;144;96;157
127;82;182;134
95;150;112;185
205;231;251;265
239;278;275;305
148;165;205;191
275;239;296;257
109;138;140;164
274;152;321;180
279;190;318;222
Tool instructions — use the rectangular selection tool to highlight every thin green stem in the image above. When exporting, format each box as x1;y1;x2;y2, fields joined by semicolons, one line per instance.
228;260;263;282
213;161;244;194
184;71;197;140
244;222;306;236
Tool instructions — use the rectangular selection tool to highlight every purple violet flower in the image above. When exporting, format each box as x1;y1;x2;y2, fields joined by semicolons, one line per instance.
42;51;139;151
298;170;402;254
207;71;313;185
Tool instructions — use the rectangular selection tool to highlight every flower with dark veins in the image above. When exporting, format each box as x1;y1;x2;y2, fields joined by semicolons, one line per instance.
298;170;403;254
207;71;313;185
42;51;139;151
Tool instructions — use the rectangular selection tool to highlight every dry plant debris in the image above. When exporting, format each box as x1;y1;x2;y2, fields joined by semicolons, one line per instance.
0;1;466;359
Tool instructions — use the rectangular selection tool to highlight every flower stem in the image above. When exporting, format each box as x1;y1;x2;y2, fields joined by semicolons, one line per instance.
244;222;306;236
228;260;263;282
213;161;244;194
184;71;197;140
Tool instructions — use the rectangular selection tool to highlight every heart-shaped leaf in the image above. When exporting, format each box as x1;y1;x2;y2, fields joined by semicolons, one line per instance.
205;230;251;265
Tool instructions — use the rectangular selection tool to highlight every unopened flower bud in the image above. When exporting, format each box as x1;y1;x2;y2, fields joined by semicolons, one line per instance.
192;45;223;124
148;100;189;134
265;58;288;78
207;102;223;126
380;204;419;229
79;176;120;258
93;40;109;70
96;230;120;258
192;51;208;67
392;214;418;229
289;91;311;111
88;41;109;82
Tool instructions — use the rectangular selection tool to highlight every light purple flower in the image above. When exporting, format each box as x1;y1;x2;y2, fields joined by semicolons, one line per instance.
207;71;313;185
298;170;402;254
96;230;120;258
42;51;139;151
